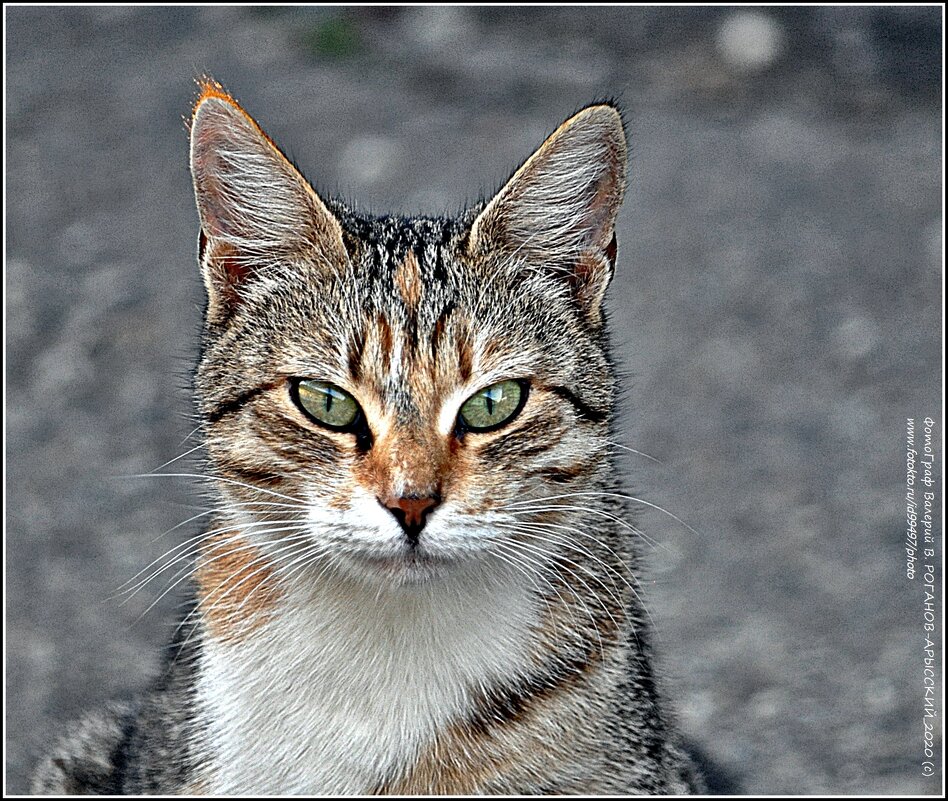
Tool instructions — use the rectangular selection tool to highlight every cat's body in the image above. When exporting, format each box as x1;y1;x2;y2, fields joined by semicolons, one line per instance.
33;83;702;794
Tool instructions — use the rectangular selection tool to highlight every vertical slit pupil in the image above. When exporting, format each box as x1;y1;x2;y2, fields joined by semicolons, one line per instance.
485;391;495;416
324;390;333;413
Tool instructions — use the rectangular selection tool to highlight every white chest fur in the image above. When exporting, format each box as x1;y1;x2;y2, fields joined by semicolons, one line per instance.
196;565;537;794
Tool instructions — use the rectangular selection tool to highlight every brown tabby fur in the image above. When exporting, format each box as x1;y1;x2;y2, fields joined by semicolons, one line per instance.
32;80;703;794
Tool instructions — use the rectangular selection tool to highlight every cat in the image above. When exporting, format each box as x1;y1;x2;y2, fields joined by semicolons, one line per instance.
32;80;703;794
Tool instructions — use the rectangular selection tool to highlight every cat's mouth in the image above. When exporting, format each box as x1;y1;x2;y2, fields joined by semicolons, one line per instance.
343;545;466;584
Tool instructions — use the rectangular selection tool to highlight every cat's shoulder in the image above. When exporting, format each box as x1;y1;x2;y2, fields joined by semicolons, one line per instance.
30;700;135;794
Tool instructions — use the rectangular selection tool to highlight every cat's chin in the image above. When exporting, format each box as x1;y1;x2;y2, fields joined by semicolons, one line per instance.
340;547;471;586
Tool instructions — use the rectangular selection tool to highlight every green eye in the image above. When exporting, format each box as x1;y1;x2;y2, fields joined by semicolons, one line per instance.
294;380;361;430
458;380;527;432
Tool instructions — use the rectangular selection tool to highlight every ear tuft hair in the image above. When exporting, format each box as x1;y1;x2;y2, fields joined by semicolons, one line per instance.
192;77;237;117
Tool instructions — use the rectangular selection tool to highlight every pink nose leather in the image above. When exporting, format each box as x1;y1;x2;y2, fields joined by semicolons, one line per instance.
380;495;441;542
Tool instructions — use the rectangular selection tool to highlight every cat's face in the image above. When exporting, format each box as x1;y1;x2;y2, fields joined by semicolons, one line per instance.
190;82;626;587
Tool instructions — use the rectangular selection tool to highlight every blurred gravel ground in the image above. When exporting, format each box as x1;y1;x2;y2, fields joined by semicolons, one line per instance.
6;6;943;794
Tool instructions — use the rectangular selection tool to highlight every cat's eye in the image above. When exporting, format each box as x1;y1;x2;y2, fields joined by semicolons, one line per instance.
458;380;527;432
292;379;362;430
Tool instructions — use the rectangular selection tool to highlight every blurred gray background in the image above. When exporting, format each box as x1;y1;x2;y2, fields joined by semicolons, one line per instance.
6;6;943;795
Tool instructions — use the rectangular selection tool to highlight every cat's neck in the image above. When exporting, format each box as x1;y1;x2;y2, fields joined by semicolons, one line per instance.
194;557;540;794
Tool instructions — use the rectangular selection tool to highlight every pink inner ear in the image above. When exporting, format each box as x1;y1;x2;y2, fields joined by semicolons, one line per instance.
581;166;621;249
192;135;243;241
190;101;272;243
205;238;252;295
194;157;260;306
605;233;617;269
217;245;252;287
201;236;254;326
197;187;239;241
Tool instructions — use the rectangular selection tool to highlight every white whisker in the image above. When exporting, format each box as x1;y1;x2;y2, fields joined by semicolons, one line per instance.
604;439;663;465
125;472;305;505
505;490;701;538
149;443;206;473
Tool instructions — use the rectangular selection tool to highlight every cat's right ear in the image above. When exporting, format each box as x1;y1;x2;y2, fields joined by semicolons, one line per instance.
189;81;347;325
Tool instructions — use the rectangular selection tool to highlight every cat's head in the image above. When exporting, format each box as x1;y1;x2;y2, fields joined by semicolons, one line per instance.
189;81;627;587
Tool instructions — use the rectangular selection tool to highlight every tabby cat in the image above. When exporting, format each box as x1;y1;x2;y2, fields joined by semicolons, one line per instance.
32;81;702;794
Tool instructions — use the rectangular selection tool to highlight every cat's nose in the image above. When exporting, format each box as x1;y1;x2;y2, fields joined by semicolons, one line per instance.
380;494;441;544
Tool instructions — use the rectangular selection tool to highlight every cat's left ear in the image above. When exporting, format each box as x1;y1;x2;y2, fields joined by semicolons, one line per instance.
467;104;627;326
